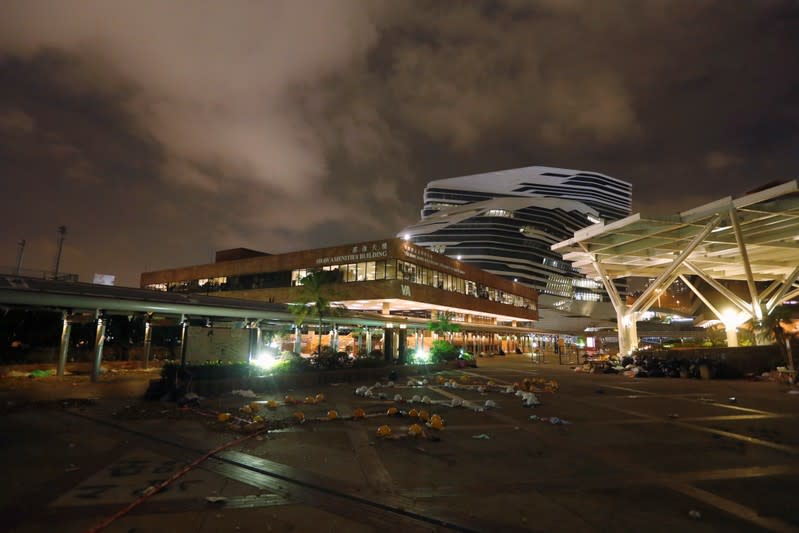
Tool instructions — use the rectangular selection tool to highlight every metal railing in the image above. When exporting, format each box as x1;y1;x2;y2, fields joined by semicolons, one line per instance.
0;266;79;282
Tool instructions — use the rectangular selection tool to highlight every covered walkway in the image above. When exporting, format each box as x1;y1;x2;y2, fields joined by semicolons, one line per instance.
553;180;799;356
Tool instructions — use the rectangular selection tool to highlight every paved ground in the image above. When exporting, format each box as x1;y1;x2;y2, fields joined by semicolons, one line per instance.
1;354;798;532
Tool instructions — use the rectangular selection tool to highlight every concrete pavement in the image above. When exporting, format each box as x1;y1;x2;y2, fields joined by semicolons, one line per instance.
1;355;799;532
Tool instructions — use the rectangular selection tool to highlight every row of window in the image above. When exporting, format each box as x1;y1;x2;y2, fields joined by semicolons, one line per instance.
293;259;535;309
146;259;536;311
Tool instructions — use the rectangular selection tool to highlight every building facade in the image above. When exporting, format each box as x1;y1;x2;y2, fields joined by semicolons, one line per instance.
141;238;539;357
398;166;632;332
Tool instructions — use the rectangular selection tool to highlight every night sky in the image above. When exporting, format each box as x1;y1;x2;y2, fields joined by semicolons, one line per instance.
1;1;797;287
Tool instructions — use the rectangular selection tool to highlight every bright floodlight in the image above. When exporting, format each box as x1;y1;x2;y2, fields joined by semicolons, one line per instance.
253;350;278;370
414;350;431;364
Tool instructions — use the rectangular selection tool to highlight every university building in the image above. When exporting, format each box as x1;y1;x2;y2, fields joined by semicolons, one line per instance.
140;238;538;358
398;166;633;332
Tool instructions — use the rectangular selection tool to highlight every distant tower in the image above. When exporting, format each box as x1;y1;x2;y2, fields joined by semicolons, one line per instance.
15;239;26;275
53;225;67;278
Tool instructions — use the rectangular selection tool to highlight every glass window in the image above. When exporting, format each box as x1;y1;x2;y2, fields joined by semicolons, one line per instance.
366;261;376;281
405;262;417;283
357;262;367;281
385;259;396;280
345;263;357;282
375;260;386;280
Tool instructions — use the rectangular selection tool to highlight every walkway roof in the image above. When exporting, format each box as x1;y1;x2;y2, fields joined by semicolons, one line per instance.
552;180;799;281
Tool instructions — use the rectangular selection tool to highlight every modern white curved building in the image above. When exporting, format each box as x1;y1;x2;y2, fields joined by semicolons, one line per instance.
399;166;633;332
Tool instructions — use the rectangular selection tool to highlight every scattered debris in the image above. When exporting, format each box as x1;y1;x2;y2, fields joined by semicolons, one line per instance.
688;509;702;520
206;496;228;504
471;434;491;440
231;389;256;398
668;413;680;419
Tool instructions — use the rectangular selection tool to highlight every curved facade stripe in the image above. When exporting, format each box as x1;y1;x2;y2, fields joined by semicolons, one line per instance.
400;166;632;303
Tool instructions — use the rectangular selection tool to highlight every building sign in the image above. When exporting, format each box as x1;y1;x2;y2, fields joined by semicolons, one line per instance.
402;246;465;275
400;284;411;297
315;241;388;265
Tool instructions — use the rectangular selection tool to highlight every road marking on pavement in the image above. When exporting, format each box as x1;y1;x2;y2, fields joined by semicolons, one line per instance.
51;449;213;507
348;429;396;493
440;380;799;533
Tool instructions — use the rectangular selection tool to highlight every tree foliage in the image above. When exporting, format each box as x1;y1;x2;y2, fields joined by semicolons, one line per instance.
291;270;346;355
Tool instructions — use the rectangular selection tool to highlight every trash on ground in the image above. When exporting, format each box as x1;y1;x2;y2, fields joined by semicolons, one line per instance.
688;509;702;519
29;369;55;378
206;496;228;504
484;400;497;408
788;390;799;395
232;389;256;398
728;397;737;403
472;433;491;440
668;413;680;419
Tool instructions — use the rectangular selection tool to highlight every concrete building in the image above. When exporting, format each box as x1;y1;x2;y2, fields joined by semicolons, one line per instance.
141;238;539;358
399;166;632;332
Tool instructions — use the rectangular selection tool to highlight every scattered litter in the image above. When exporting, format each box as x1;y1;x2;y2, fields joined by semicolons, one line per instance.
142;486;159;497
393;394;403;401
411;395;421;403
484;400;497;409
521;392;540;407
471;434;491;440
728;397;737;403
529;415;571;425
387;381;395;387
668;413;680;419
232;389;256;398
688;509;702;520
29;369;54;378
6;370;30;378
355;386;368;396
421;396;432;404
788;390;799;395
206;496;228;504
450;398;463;408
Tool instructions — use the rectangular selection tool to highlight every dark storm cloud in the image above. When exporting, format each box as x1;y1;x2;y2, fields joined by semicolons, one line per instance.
1;0;797;286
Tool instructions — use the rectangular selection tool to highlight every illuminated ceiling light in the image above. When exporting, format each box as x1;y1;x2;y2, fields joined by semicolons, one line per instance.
456;255;462;260
402;234;410;241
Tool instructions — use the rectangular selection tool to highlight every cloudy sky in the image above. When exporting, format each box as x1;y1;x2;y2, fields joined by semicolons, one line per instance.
1;0;797;287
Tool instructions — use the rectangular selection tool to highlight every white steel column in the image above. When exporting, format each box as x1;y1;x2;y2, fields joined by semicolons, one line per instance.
728;207;762;320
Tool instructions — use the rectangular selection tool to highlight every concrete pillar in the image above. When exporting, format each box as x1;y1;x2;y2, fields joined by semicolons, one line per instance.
331;327;338;353
616;309;639;356
725;326;739;347
398;328;407;364
91;315;106;383
293;325;302;354
365;328;372;353
179;319;189;367
57;312;71;377
382;302;390;316
384;328;393;362
247;326;257;363
143;319;153;369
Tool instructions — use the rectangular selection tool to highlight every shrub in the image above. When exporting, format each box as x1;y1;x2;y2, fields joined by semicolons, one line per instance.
430;340;460;363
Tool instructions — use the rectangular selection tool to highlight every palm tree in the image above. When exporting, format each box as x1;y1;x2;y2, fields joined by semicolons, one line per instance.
428;312;461;338
292;270;346;356
754;305;797;369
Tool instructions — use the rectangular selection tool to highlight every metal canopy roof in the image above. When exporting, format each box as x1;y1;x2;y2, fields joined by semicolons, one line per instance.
552;180;799;281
